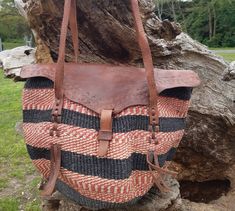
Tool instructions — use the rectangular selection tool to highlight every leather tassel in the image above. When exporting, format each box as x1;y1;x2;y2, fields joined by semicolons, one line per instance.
146;151;177;193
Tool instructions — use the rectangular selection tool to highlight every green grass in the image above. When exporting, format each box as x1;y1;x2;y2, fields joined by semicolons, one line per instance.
0;73;25;160
2;42;25;50
209;47;235;62
0;178;9;190
0;198;19;211
0;71;40;210
25;200;41;211
209;47;235;50
216;53;235;62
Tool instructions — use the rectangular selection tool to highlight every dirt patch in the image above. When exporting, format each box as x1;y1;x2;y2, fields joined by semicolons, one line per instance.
0;178;22;198
0;168;41;209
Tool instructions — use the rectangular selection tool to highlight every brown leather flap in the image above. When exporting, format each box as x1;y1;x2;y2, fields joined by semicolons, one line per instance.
20;63;200;114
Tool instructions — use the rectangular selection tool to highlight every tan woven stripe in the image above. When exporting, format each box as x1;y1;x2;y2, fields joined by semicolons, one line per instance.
33;159;153;203
23;89;54;110
116;99;189;118
23;123;183;158
23;89;190;118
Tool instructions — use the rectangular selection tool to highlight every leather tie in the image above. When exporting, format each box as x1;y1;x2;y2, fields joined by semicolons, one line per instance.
98;110;113;157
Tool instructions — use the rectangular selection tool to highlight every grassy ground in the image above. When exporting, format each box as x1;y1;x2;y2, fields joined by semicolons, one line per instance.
2;42;25;50
0;71;40;211
209;47;235;62
209;47;235;50
215;53;235;62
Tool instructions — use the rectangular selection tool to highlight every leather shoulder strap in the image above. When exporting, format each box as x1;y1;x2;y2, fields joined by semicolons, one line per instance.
130;0;158;125
69;0;79;62
55;0;159;127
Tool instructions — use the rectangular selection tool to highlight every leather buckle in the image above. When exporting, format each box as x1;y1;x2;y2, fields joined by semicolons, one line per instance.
98;130;113;141
97;109;113;157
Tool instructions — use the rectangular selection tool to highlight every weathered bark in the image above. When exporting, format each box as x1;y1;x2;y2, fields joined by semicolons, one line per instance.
15;0;235;210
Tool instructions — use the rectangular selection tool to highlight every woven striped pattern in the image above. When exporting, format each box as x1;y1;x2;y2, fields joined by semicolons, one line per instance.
22;77;192;209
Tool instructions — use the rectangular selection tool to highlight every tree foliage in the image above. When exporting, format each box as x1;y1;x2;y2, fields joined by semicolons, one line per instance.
0;0;234;47
154;0;235;47
0;0;30;42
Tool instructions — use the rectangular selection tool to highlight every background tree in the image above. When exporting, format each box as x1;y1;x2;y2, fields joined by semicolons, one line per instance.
0;0;31;42
154;0;235;47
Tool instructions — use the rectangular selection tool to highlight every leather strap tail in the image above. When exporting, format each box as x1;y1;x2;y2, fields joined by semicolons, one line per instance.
40;144;61;197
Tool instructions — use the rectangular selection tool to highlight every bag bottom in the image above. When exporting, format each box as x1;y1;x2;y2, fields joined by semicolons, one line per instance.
55;179;154;210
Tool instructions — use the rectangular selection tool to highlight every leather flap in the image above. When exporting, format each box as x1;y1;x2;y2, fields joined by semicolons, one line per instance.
21;63;200;114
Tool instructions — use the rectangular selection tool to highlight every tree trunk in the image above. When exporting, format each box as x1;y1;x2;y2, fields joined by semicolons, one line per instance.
176;1;187;33
170;0;176;22
208;5;213;40
15;0;235;210
213;4;217;37
155;0;163;21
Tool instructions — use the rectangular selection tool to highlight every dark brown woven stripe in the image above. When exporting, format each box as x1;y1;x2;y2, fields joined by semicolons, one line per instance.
55;179;146;210
24;77;192;100
23;109;186;133
27;144;176;179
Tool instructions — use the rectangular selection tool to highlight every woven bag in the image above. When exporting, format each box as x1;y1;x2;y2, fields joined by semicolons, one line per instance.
20;0;200;210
